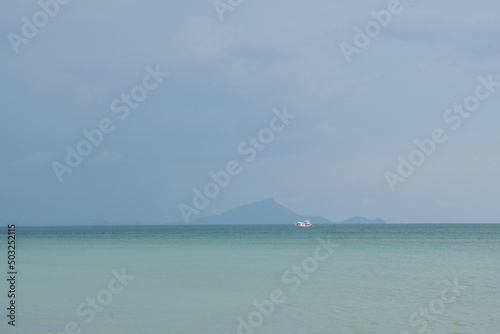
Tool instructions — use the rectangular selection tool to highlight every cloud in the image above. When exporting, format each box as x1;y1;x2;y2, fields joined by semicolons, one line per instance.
434;200;456;208
91;151;124;164
387;7;500;62
1;0;500;224
317;124;339;136
19;151;52;166
362;199;377;205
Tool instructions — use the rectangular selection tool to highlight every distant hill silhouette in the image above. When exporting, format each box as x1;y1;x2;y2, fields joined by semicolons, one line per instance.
183;198;385;225
35;199;385;226
35;219;143;227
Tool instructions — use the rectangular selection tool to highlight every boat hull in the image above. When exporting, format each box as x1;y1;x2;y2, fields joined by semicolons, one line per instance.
295;220;312;227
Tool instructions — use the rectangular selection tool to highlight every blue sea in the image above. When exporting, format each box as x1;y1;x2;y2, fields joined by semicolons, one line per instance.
1;224;499;334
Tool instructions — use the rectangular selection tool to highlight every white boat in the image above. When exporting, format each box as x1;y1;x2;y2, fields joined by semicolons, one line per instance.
295;220;312;227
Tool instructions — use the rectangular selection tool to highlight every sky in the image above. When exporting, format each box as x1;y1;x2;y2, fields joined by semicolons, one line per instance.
1;0;500;225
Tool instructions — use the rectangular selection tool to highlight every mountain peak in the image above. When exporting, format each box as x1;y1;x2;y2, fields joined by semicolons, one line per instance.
190;198;330;225
261;198;277;203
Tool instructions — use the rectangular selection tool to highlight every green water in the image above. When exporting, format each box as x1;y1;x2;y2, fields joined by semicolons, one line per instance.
1;224;499;333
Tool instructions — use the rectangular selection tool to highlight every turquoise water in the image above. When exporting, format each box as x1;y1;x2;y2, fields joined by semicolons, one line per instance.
1;224;499;334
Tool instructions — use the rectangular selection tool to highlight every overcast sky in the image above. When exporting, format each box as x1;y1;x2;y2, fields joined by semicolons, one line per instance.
1;0;500;225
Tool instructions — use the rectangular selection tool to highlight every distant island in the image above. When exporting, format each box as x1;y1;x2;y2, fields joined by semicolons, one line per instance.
32;198;385;226
173;198;386;225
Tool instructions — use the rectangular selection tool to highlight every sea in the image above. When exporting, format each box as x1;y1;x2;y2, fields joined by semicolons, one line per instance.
1;224;499;334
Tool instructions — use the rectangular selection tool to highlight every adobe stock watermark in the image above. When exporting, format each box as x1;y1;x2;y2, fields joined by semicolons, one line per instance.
340;0;415;64
51;64;169;183
178;106;296;223
385;74;500;192
400;278;467;334
48;268;135;334
7;0;72;54
213;0;244;22
224;237;338;334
